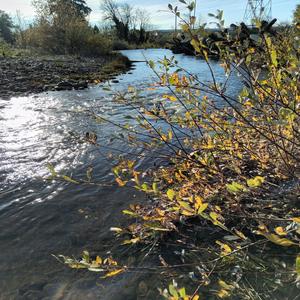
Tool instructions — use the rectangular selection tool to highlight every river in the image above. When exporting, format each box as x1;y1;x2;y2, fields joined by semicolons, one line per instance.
0;49;242;299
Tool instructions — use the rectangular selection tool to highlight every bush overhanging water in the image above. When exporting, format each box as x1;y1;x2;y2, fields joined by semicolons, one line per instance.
57;2;300;299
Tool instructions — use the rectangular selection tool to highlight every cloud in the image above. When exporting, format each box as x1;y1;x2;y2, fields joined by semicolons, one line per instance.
1;0;35;17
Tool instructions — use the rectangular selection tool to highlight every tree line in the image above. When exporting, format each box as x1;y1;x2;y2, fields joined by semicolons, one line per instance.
0;0;156;57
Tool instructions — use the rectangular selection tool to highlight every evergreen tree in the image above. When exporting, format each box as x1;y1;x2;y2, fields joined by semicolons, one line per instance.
70;0;92;17
0;10;14;43
49;0;92;19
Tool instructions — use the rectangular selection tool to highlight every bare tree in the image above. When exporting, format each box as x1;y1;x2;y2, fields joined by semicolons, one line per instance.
135;8;150;32
101;0;134;40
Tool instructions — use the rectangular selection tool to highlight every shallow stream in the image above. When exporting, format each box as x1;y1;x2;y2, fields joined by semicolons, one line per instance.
0;49;242;299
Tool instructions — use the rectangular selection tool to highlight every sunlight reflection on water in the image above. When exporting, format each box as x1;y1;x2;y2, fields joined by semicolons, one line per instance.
0;49;243;298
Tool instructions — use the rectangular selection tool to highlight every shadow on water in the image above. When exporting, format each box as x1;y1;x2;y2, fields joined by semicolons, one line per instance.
0;49;243;299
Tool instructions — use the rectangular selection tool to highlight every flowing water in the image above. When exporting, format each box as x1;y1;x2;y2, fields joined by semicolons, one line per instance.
0;49;242;299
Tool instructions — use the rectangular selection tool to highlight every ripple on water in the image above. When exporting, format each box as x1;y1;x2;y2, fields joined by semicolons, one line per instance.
0;49;243;298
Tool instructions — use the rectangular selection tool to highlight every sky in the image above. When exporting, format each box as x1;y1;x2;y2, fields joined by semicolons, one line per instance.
0;0;298;29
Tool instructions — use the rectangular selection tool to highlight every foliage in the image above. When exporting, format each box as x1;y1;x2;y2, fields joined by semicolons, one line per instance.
0;10;14;43
58;1;300;298
55;251;126;277
111;39;130;50
294;4;300;25
159;281;199;300
22;0;111;56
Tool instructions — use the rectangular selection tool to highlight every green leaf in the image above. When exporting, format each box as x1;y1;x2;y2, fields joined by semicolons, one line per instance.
122;210;137;216
198;203;208;214
141;183;149;191
271;49;278;67
168;284;178;298
82;251;89;263
226;182;246;193
152;182;158;193
47;163;57;177
178;287;186;298
62;175;79;184
148;60;155;69
240;87;249;98
178;201;193;212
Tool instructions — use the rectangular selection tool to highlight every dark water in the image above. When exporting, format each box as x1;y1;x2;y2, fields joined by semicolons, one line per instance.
0;49;242;299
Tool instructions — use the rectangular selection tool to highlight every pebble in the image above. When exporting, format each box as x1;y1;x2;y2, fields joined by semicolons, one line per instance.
0;55;129;99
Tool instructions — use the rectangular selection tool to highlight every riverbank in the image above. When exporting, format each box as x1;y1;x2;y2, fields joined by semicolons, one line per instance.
0;53;132;99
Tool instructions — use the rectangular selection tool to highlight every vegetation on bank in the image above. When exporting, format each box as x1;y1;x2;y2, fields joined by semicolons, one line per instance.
0;1;140;97
0;0;168;59
53;2;300;299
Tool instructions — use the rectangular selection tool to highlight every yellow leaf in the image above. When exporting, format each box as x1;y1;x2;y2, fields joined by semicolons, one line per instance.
292;217;300;223
116;178;127;187
122;237;140;245
181;23;189;32
101;268;124;278
161;134;168;142
210;212;219;222
195;196;203;208
244;100;254;107
217;289;230;298
257;231;297;247
69;263;87;269
234;229;247;240
96;256;102;265
163;94;177;101
122;210;137;216
192;296;200;300
218;280;234;291
216;241;232;256
274;226;287;236
167;189;176;201
247;176;265;188
198;203;208;214
181;210;195;216
191;38;201;52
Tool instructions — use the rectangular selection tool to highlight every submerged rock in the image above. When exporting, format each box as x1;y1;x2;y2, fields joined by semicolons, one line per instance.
55;81;74;91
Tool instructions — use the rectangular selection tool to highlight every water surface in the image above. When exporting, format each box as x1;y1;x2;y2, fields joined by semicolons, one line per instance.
0;49;241;299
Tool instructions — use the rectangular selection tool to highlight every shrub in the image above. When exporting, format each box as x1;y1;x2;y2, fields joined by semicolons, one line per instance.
111;39;130;50
57;3;300;299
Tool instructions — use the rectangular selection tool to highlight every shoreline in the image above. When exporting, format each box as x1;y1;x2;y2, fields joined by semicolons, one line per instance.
0;53;132;100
